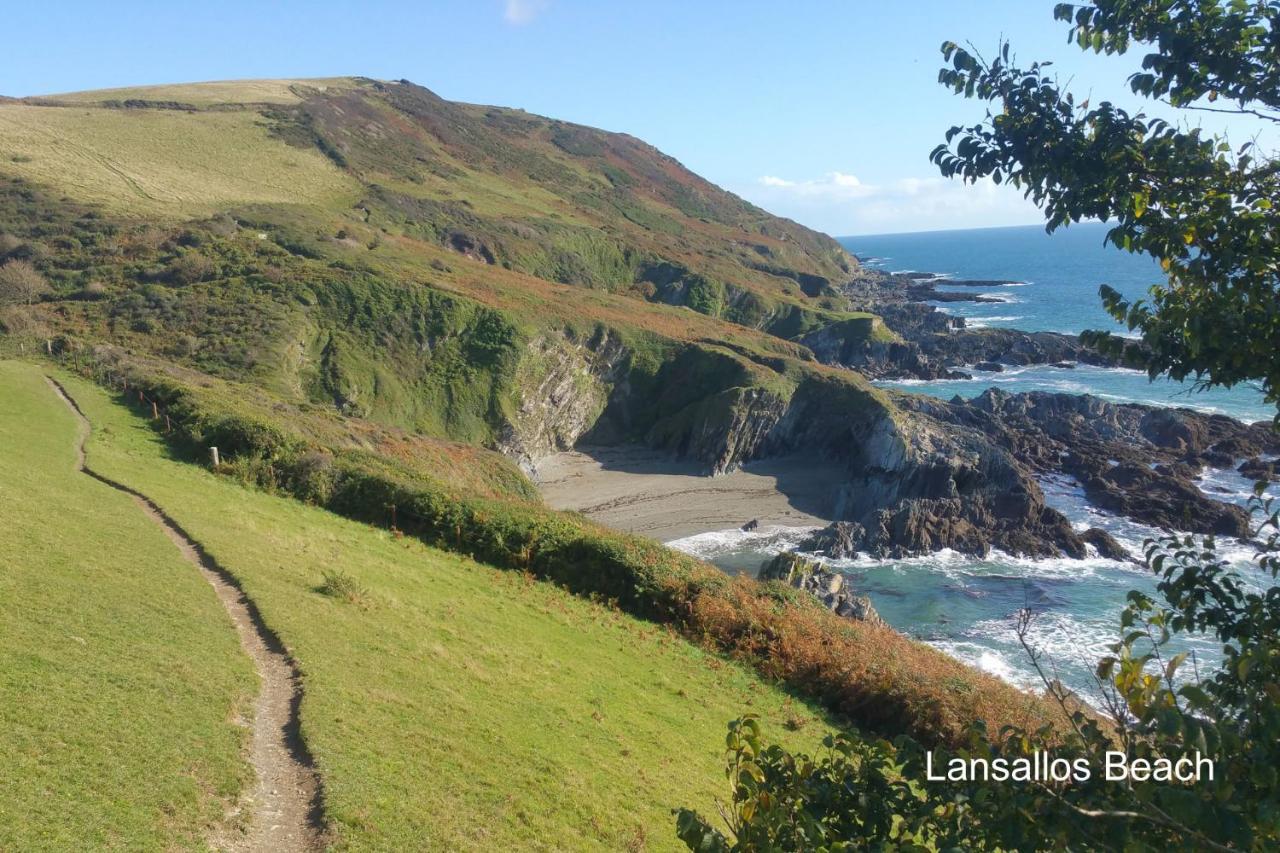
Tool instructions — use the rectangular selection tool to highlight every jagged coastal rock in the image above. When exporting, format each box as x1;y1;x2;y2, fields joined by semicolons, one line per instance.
824;268;1123;381
900;389;1279;538
758;553;885;626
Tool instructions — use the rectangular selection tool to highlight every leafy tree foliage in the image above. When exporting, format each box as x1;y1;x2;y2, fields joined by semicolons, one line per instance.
929;1;1279;410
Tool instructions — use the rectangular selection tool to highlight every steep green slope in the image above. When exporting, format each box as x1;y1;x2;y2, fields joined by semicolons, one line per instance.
6;77;877;335
0;362;254;850
56;368;841;850
0;169;893;473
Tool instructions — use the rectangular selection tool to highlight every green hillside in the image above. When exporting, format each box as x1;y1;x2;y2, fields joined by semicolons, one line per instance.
0;78;1061;849
0;102;358;218
31;363;838;849
0;78;894;468
0;362;254;850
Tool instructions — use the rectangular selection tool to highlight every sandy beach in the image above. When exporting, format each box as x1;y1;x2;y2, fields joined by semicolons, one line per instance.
533;445;839;542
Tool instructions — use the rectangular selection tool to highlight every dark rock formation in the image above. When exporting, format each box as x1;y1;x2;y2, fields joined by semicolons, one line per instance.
826;268;1124;381
974;361;1004;373
1067;453;1250;538
1081;527;1131;561
759;553;885;626
1239;457;1279;482
898;388;1278;539
801;489;1088;560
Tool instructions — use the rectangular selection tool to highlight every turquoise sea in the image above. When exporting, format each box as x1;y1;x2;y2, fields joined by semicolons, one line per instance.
668;223;1276;700
849;222;1272;423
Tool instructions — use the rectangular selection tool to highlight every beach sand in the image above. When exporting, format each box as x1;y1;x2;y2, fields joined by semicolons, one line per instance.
533;445;839;542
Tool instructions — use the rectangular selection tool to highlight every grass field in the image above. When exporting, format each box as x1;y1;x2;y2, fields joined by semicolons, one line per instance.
40;78;358;107
0;361;255;850
0;103;358;217
53;367;843;851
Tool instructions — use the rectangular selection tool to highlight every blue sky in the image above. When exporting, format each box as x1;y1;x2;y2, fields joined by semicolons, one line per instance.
3;1;1272;235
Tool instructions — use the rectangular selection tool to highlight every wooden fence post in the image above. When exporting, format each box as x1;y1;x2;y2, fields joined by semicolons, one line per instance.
210;447;220;468
151;401;159;420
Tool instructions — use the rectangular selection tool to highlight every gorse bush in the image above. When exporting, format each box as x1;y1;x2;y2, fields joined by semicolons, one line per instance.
317;569;369;606
0;259;49;306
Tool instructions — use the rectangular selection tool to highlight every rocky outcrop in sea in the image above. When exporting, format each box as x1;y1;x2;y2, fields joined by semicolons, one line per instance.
758;552;885;626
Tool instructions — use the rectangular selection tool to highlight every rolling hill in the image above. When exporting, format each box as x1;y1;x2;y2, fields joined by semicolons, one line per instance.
0;78;1066;848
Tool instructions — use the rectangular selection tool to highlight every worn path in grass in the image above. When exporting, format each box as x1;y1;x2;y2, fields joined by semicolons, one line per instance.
55;370;844;850
47;376;323;853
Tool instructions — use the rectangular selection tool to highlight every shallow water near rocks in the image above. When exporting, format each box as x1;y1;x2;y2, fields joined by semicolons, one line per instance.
848;222;1271;423
671;224;1276;701
670;474;1274;701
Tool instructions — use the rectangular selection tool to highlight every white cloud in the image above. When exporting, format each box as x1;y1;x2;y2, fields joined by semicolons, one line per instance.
753;171;875;199
504;0;549;25
742;171;1044;235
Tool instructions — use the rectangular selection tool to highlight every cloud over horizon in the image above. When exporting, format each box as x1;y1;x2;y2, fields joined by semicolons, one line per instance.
740;171;1045;236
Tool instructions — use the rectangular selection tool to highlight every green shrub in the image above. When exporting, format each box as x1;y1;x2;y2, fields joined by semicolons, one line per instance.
317;569;369;606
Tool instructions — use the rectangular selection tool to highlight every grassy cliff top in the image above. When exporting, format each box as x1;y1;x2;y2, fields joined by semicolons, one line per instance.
35;77;362;106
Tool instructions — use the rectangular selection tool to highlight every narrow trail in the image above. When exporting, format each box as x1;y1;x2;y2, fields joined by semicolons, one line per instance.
46;377;325;853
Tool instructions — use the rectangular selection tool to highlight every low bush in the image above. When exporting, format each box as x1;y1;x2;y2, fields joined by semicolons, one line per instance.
317;569;369;606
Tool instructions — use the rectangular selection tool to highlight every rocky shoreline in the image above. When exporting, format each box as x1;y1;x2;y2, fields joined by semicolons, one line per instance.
525;260;1274;576
798;388;1277;562
812;267;1127;381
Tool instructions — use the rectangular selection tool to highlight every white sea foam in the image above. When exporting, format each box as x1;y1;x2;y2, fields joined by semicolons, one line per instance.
966;315;1025;327
1196;460;1278;506
666;524;820;560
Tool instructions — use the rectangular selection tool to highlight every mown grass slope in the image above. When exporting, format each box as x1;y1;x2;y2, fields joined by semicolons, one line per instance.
57;368;841;851
0;361;254;850
0;102;358;218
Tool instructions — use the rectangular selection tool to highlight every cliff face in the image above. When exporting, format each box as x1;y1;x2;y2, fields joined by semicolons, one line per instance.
494;330;1093;559
498;328;628;470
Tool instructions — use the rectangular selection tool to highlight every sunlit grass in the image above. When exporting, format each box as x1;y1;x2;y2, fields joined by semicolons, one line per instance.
0;104;358;218
0;361;254;850
60;369;842;851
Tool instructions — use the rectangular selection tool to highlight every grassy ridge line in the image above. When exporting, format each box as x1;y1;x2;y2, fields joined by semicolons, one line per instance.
0;361;255;850
36;78;359;107
66;356;1057;746
56;367;842;850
